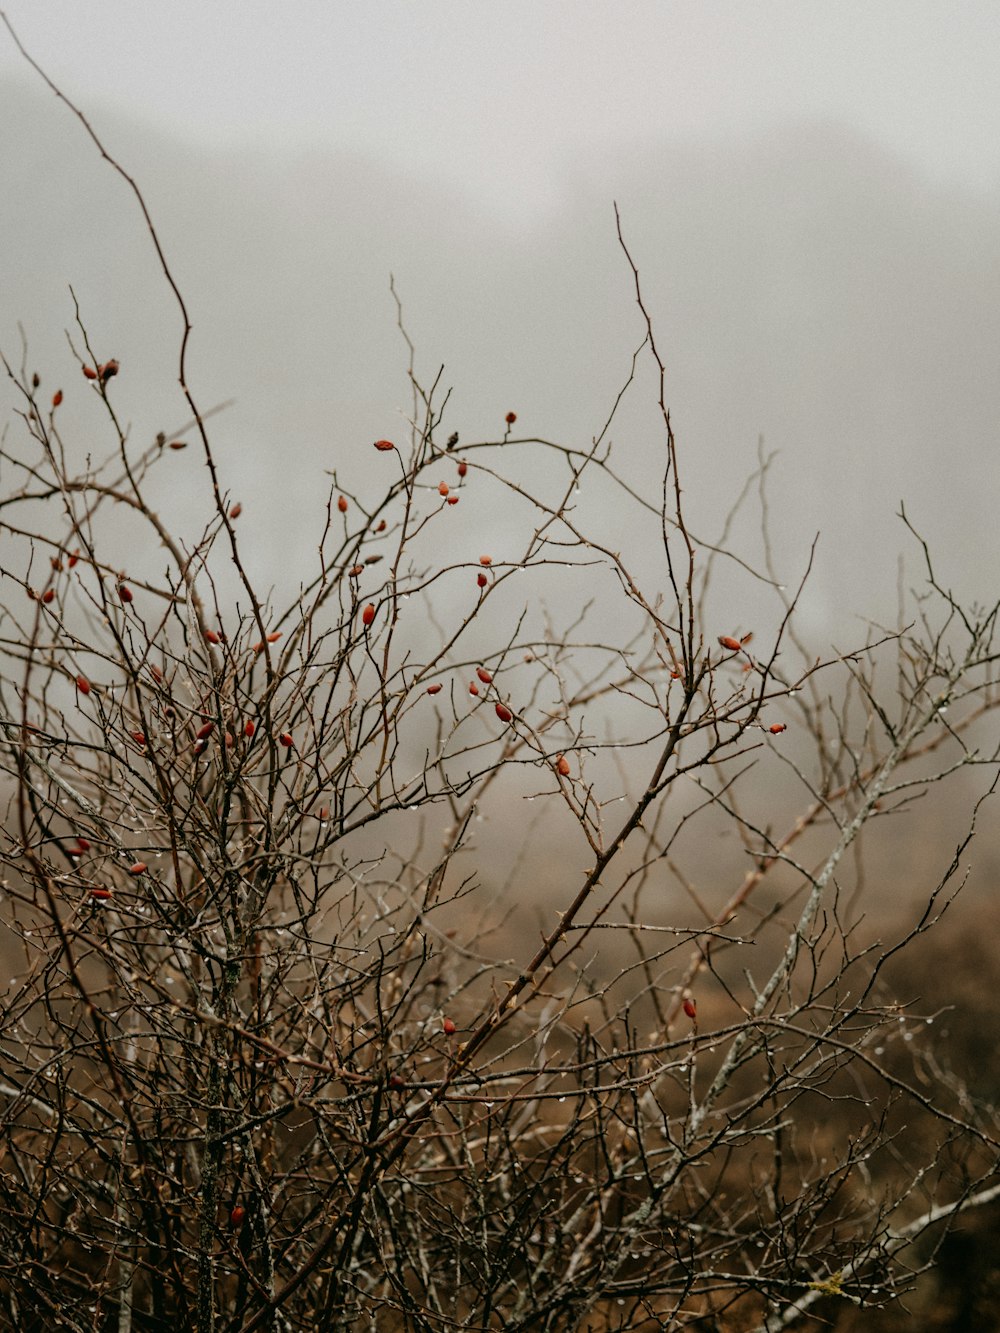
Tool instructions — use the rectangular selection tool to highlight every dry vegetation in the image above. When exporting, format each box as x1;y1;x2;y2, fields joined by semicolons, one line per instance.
2;19;1000;1332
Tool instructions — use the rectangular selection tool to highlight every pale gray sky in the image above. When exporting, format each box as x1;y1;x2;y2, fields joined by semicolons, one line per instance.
2;3;999;633
3;3;1000;222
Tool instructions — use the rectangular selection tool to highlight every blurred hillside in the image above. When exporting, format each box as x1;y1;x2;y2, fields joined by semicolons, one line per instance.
3;79;1000;633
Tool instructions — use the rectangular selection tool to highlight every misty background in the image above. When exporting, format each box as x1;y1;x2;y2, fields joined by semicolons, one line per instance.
3;2;999;615
2;2;1000;926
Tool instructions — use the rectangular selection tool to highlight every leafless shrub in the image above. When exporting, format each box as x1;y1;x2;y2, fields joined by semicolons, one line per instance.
1;18;999;1333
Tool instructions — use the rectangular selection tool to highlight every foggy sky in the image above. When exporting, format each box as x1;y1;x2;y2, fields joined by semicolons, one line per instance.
2;4;999;643
4;3;1000;206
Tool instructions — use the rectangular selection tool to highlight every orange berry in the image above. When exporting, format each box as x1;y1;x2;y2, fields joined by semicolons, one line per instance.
349;564;363;578
195;720;215;741
52;389;63;407
168;440;187;450
76;675;91;695
131;731;146;746
494;703;512;723
438;481;449;497
373;439;395;452
769;722;787;735
244;720;256;738
469;682;479;697
446;494;459;505
204;629;221;645
67;550;80;568
338;495;348;512
41;588;55;604
229;502;242;519
683;997;697;1020
230;1205;245;1228
505;411;517;424
82;365;98;380
128;862;148;876
266;631;282;643
717;636;742;653
477;572;488;588
279;731;294;748
457;461;467;477
89;887;112;900
361;603;376;627
556;754;571;777
476;667;493;684
443;1018;457;1035
426;683;442;695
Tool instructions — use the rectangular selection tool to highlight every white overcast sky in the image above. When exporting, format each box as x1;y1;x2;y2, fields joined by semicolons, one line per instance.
2;2;1000;220
3;1;1000;629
